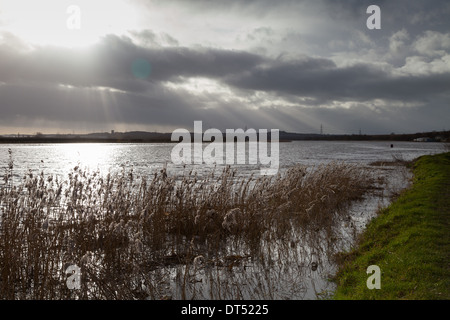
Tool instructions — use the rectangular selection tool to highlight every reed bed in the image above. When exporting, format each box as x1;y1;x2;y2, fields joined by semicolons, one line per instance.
0;150;374;299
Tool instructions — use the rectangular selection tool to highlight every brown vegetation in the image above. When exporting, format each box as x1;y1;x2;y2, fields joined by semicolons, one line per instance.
0;150;374;299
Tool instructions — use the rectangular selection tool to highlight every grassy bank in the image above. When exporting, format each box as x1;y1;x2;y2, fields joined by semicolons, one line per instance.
333;152;450;299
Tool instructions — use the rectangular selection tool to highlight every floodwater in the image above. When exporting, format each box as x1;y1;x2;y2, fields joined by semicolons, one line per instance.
0;140;444;179
0;140;446;299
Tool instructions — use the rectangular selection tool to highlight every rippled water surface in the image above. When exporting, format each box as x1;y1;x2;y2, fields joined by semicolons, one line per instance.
0;141;444;179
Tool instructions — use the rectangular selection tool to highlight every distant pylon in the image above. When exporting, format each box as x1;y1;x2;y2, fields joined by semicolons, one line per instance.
320;124;323;135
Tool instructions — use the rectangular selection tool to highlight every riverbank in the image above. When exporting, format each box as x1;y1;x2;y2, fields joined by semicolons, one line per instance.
332;152;450;299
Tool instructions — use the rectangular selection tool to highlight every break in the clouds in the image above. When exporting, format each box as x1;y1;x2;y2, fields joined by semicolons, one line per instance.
0;0;449;134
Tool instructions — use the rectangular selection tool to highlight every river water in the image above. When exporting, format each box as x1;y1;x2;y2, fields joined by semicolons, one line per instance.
0;140;445;180
0;141;446;299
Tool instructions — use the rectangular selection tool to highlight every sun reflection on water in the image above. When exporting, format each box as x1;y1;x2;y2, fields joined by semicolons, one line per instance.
57;143;114;173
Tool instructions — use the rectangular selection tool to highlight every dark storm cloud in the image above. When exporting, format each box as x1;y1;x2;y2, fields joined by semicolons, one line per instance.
224;57;450;103
0;80;199;127
3;33;448;104
0;78;297;132
0;34;265;92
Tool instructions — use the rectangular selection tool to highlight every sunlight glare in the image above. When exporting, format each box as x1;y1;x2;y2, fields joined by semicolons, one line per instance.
59;143;113;173
1;0;138;48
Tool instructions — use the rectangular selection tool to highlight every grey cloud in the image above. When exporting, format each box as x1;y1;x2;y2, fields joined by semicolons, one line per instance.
413;31;450;57
0;34;265;92
1;31;449;133
1;0;449;135
0;81;195;128
224;56;450;103
128;30;179;47
0;79;292;132
306;99;450;134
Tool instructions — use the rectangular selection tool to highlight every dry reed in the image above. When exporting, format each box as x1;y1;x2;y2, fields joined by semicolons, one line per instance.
0;149;374;300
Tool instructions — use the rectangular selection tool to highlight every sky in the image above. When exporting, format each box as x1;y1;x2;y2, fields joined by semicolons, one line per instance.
0;0;449;135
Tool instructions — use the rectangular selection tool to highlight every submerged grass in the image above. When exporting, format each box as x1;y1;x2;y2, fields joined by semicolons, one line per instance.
333;152;450;300
0;149;375;300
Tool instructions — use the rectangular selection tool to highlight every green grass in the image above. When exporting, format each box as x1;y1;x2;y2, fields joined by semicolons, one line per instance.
333;152;450;300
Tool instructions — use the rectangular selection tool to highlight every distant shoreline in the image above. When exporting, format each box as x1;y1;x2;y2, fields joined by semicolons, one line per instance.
0;129;449;144
0;138;172;144
0;138;447;144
